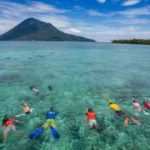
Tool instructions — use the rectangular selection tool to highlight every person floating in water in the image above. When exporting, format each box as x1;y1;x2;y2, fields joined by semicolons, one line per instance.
132;98;149;115
109;102;141;127
29;107;60;140
43;107;57;129
144;100;150;109
86;108;97;129
16;102;33;118
46;85;52;96
1;116;23;142
30;86;40;95
48;85;52;94
132;98;142;115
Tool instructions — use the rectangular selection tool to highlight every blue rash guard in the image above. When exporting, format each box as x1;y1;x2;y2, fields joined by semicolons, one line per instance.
46;111;57;119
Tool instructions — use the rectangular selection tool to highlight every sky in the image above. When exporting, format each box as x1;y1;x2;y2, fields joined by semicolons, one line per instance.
0;0;149;41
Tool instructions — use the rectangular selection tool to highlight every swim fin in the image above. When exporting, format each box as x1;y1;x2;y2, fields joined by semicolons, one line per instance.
50;127;60;139
29;127;44;140
143;110;149;115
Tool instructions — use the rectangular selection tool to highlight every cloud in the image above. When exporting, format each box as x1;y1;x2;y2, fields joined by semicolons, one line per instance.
0;1;66;15
76;23;150;41
36;15;71;28
118;6;150;17
28;1;66;13
87;10;104;17
97;0;106;3
122;0;141;6
64;28;82;34
0;1;70;33
0;19;18;34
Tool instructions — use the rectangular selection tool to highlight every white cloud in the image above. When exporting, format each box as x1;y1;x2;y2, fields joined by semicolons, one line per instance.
36;15;71;28
28;1;66;14
0;1;71;33
0;1;66;15
97;0;106;3
64;28;82;34
118;6;150;17
0;19;18;34
122;0;141;6
77;23;150;42
87;10;104;17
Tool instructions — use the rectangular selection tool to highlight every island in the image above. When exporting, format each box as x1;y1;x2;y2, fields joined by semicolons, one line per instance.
112;39;150;45
0;18;95;42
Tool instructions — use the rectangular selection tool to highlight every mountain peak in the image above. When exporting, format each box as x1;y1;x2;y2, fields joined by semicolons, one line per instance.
22;18;42;23
25;17;37;21
0;18;95;42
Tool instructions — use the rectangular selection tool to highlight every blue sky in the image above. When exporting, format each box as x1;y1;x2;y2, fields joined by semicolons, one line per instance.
0;0;149;41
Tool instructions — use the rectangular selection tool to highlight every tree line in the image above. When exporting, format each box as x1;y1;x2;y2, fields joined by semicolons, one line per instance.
112;39;150;45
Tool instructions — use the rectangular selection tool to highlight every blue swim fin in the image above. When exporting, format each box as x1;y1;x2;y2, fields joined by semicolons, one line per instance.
29;127;44;140
50;127;60;139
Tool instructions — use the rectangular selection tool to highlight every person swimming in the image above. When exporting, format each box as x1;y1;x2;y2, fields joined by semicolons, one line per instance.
43;107;57;129
144;100;150;109
132;98;149;115
109;102;141;127
48;85;52;94
16;102;33;117
86;108;97;129
132;98;142;115
29;107;59;140
1;116;23;142
30;86;40;95
22;103;33;114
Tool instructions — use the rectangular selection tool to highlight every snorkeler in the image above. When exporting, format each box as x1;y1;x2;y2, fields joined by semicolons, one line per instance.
48;85;52;94
1;116;23;142
43;107;57;129
16;102;33;117
109;102;141;127
144;100;150;109
86;108;97;129
29;107;60;140
132;98;142;115
132;98;149;115
30;86;40;95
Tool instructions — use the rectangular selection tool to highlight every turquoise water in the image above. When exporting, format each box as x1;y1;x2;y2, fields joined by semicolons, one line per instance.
0;42;150;150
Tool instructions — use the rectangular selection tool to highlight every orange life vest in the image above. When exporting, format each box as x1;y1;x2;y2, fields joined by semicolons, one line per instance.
86;112;96;120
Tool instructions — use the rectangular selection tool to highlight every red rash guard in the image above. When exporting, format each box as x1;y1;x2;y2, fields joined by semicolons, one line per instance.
4;119;16;126
86;112;96;120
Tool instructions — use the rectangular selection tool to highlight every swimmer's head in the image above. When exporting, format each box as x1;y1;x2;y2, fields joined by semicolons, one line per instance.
50;107;54;111
88;108;93;112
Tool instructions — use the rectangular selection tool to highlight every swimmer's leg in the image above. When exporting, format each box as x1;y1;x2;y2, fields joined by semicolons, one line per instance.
3;130;8;143
15;114;26;118
130;117;141;126
143;110;149;115
28;127;44;140
124;117;129;127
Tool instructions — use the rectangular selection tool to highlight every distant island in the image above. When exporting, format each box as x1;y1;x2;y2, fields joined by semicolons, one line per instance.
112;39;150;45
0;18;95;42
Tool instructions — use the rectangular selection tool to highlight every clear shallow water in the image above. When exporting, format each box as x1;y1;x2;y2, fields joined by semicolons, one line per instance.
0;42;150;150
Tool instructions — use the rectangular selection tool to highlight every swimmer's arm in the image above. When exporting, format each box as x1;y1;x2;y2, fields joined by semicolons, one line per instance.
15;119;24;124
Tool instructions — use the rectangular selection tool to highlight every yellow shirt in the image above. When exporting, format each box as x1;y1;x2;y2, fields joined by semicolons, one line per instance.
22;105;30;113
109;103;120;111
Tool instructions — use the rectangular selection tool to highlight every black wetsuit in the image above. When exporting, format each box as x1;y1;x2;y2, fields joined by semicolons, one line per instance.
115;110;125;117
48;85;52;91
